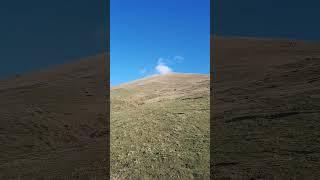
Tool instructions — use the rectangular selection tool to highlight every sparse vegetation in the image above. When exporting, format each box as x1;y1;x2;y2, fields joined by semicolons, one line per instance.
111;74;210;179
0;56;107;179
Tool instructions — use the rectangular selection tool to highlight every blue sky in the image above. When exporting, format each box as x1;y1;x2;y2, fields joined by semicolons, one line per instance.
2;0;319;82
111;0;210;86
214;0;320;41
0;0;106;79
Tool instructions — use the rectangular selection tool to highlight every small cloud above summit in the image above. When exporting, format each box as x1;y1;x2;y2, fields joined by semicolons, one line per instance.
156;64;173;75
155;58;173;75
140;56;181;77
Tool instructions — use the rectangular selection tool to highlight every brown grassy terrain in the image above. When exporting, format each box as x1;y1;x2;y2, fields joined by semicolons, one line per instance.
111;74;210;179
0;54;108;179
212;37;320;179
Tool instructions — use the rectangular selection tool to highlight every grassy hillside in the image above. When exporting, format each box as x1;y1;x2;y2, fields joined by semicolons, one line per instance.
111;74;210;179
213;37;320;179
0;55;108;179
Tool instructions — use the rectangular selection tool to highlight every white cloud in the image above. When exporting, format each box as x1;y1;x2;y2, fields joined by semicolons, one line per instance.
139;56;180;76
155;58;173;75
156;64;173;75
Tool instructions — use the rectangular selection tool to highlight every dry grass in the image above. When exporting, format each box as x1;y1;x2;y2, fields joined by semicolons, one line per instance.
0;55;108;179
213;37;320;179
111;74;210;179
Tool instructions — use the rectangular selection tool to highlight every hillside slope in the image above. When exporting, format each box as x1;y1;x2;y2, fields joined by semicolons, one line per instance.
0;54;107;179
111;74;210;179
213;37;320;179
